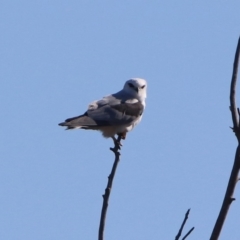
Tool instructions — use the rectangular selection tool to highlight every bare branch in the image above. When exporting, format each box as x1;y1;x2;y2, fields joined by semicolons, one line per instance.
230;37;240;133
175;209;194;240
210;37;240;240
98;135;122;240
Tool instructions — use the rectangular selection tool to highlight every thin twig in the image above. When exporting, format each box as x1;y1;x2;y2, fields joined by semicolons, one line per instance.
175;209;194;240
98;135;122;240
182;227;194;240
210;37;240;240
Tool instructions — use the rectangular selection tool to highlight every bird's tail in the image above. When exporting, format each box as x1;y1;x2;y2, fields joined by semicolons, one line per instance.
58;114;97;130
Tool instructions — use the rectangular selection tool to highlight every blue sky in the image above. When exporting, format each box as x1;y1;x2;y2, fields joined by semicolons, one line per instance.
1;1;240;239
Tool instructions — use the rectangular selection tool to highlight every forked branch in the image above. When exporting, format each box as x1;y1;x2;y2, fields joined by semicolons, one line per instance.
210;37;240;240
175;209;194;240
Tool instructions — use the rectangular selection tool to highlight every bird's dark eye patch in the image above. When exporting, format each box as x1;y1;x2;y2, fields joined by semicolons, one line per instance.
128;83;134;88
141;85;145;89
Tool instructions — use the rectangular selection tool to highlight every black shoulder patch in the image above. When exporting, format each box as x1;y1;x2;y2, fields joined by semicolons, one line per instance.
111;101;143;117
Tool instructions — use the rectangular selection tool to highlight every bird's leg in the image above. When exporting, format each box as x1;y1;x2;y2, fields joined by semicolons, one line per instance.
119;132;127;140
111;135;122;150
117;132;127;140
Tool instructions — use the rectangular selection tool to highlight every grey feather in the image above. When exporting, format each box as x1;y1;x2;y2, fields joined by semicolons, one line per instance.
59;96;143;129
59;102;143;129
58;114;98;129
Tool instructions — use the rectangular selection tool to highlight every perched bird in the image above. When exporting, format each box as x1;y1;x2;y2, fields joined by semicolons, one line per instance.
59;78;147;142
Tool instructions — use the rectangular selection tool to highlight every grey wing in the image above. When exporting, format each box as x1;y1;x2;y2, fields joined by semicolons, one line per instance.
87;100;144;126
59;93;143;129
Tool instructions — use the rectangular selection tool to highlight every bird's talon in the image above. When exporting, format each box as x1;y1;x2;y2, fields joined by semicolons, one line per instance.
111;137;122;150
115;142;122;150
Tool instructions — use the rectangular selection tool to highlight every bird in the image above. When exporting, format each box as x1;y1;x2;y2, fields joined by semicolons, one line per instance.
58;78;147;144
